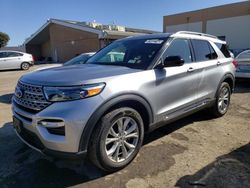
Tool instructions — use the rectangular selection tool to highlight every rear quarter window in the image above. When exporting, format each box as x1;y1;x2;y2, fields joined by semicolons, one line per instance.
215;43;231;58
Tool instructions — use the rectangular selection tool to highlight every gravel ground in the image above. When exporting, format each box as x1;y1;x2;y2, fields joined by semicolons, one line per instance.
0;65;249;188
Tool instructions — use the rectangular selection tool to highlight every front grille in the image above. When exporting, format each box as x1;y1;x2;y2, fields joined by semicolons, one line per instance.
14;81;51;112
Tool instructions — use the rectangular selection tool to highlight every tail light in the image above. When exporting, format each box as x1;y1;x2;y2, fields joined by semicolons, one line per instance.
232;59;238;68
32;55;35;64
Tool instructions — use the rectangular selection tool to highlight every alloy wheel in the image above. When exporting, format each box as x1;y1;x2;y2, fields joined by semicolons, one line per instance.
218;86;230;114
22;63;29;70
105;116;139;163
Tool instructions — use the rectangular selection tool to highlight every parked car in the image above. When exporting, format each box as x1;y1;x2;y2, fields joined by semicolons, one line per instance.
34;52;96;71
235;50;250;79
0;50;34;70
64;52;95;66
12;31;235;172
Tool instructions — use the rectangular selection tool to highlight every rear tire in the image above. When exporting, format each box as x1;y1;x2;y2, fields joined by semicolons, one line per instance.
88;107;144;172
209;82;231;118
21;62;30;70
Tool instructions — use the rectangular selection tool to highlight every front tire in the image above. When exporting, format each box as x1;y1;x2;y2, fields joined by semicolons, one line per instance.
209;82;231;117
88;107;144;172
21;62;30;70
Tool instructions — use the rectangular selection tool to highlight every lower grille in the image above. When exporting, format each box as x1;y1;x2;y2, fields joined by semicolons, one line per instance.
18;126;45;150
47;127;65;136
14;81;51;112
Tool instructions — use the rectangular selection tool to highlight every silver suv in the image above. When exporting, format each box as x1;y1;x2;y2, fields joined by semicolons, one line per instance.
12;31;236;171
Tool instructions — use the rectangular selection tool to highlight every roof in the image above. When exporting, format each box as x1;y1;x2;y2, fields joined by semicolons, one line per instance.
24;18;159;45
0;46;25;52
0;50;27;54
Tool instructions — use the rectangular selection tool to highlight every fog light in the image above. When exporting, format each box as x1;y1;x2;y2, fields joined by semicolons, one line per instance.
38;119;64;128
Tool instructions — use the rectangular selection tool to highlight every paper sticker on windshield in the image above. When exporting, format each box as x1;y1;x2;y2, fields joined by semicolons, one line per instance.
145;39;164;44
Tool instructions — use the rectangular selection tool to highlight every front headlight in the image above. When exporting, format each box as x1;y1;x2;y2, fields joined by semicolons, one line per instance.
43;83;105;102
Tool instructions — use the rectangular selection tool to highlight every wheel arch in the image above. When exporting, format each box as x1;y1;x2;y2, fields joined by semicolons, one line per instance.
216;73;235;97
21;61;31;65
79;94;154;152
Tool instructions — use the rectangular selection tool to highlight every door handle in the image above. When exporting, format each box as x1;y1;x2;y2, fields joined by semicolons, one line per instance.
217;61;222;66
187;67;195;72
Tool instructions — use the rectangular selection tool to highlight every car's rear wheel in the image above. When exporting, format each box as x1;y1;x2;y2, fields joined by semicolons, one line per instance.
210;82;231;117
88;107;144;172
21;62;30;70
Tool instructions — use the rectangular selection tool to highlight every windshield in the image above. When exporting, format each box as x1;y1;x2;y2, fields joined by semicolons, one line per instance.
87;38;167;69
64;54;93;66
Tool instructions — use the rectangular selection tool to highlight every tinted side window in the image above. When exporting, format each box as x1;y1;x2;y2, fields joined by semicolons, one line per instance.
164;38;192;63
215;43;231;58
7;52;23;57
0;52;8;58
192;40;212;61
208;44;218;60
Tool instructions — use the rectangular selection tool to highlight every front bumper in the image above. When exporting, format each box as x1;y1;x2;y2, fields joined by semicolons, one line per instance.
14;128;87;159
12;95;104;155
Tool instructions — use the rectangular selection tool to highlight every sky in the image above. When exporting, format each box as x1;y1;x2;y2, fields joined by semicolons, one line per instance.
0;0;245;46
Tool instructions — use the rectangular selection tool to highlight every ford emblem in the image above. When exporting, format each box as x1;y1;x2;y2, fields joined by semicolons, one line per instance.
15;87;23;99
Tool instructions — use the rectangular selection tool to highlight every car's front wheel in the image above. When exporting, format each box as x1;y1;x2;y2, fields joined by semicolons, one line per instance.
21;62;30;70
89;107;144;172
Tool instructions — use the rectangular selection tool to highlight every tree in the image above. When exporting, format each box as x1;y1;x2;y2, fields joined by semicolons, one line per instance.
0;32;10;48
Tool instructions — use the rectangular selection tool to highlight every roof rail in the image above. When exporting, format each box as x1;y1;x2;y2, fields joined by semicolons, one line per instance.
175;31;218;39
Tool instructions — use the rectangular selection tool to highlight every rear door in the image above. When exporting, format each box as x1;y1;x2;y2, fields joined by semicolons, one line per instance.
191;39;225;101
153;38;201;121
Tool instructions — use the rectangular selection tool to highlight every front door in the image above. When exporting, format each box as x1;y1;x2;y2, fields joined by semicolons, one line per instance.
152;38;201;122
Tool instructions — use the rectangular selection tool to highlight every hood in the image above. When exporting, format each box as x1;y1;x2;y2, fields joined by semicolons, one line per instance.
21;64;141;86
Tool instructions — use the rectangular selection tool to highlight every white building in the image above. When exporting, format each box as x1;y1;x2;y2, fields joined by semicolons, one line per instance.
163;1;250;50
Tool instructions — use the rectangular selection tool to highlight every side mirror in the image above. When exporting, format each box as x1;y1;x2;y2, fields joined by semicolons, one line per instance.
163;56;184;67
